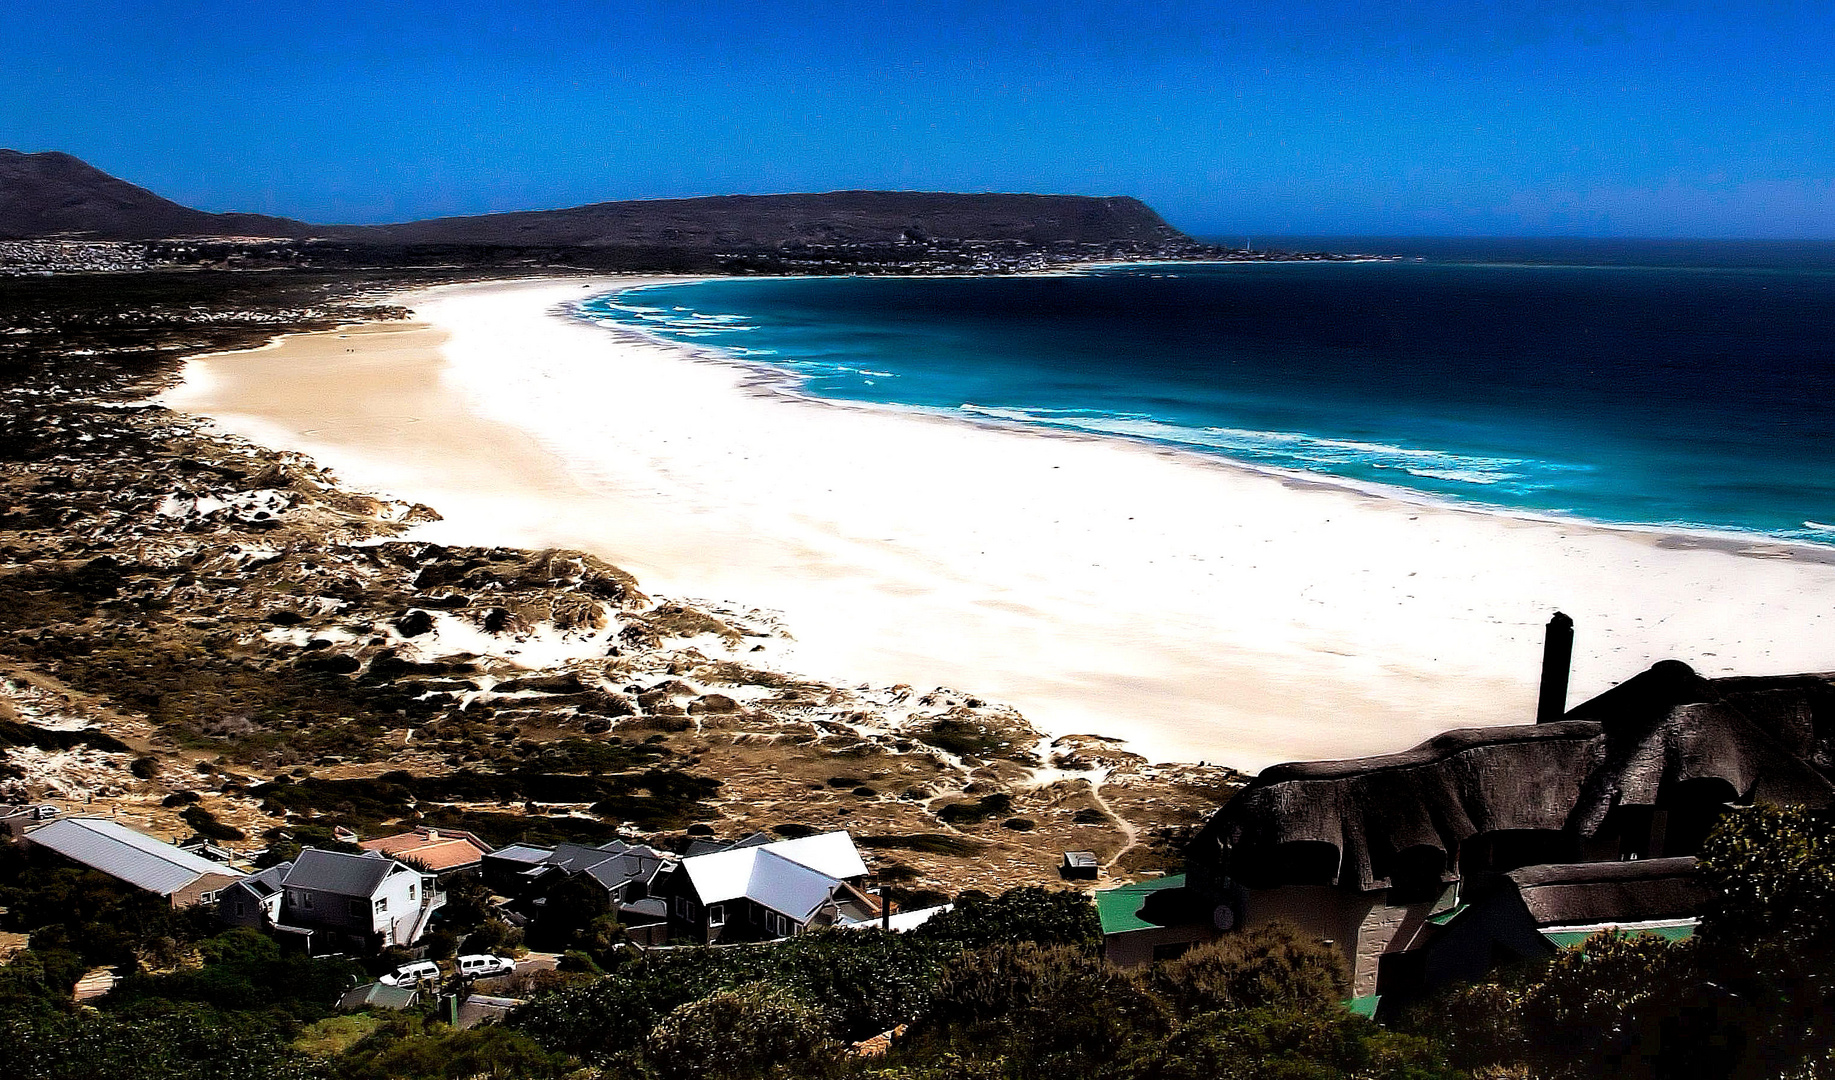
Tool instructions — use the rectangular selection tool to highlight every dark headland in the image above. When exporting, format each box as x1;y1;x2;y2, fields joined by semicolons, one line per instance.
0;148;1351;273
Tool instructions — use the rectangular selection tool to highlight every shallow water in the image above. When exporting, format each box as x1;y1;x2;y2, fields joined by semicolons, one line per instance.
582;242;1835;544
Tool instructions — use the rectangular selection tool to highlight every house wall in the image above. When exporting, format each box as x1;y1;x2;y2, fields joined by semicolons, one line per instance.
170;871;244;910
285;885;374;933
1243;885;1438;997
370;867;429;946
1417;895;1551;991
220;884;280;930
1105;924;1220;968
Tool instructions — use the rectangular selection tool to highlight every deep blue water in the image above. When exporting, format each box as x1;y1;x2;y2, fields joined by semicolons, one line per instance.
580;241;1835;544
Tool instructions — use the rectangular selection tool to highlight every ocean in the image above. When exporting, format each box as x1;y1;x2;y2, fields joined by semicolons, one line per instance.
579;240;1835;545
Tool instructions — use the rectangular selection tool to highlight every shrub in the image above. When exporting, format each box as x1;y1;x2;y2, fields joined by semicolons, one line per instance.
1133;1005;1458;1080
646;982;841;1080
915;942;1171;1070
916;887;1100;950
1149;923;1349;1017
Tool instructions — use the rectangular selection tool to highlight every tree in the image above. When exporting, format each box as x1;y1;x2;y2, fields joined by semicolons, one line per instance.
1694;803;1835;1077
1519;930;1704;1079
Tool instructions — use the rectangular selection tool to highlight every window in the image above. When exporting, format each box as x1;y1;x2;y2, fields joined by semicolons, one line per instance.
349;899;363;917
302;892;314;911
708;904;725;927
376;897;389;914
409;883;416;901
773;914;788;936
235;899;246;916
199;891;217;904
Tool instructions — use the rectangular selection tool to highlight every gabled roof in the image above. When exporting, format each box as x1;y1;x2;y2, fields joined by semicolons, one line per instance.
549;843;618;874
485;843;555;865
760;831;868;879
26;817;245;897
233;861;293;898
360;827;491;872
339;981;419;1011
680;832;867;922
283;848;401;898
582;850;669;891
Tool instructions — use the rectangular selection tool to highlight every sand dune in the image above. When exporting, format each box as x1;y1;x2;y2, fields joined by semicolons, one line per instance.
158;277;1835;770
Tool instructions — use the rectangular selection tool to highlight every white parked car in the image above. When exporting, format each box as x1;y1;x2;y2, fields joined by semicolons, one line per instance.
456;953;516;979
379;960;440;987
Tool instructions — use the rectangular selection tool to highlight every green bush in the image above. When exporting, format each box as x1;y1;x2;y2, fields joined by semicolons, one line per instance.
913;942;1171;1073
916;886;1100;950
1148;923;1349;1015
1131;1005;1458;1080
339;1022;571;1080
646;982;841;1080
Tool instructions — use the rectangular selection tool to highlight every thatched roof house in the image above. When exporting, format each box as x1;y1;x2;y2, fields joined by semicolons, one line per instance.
1186;659;1835;998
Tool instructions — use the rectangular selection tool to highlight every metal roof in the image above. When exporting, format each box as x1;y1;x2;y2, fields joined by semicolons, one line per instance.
838;903;954;932
26;817;245;897
747;850;845;921
283;847;399;897
235;861;292;898
680;832;868;922
1540;919;1698;950
1095;874;1187;936
486;843;555;865
339;981;419;1011
764;831;868;880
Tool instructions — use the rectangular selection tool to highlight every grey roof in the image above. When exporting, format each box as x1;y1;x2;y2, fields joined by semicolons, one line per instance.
582;851;668;892
550;842;618;874
236;861;293;898
27;817;245;896
1062;851;1099;868
282;847;398;897
620;896;668;921
486;843;555;865
339;981;419;1011
682;833;868;922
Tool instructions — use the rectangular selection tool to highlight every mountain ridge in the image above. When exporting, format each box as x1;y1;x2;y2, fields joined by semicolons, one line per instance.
0;149;1192;251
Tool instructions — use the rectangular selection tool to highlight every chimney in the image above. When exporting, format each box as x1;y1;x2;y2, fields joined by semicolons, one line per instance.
1536;612;1574;723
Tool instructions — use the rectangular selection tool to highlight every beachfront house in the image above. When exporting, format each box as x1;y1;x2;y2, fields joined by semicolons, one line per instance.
23;816;246;908
662;830;879;943
1095;874;1222;966
1182;657;1835;1002
358;825;493;879
1410;857;1706;990
246;847;446;953
482;837;679;944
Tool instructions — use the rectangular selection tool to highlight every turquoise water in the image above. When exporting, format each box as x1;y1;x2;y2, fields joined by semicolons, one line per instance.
579;243;1835;544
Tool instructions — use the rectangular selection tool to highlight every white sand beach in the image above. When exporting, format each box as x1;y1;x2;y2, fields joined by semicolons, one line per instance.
158;277;1835;771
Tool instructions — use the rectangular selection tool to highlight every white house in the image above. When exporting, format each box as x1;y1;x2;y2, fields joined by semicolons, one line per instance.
664;831;878;943
233;847;444;953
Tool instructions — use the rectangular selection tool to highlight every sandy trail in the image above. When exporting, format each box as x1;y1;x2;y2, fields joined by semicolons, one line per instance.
157;277;1835;770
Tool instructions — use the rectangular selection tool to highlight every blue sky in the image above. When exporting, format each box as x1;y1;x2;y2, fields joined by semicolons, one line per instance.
2;1;1832;237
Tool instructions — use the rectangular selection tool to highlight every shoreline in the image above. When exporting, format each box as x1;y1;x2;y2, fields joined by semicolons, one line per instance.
156;276;1835;771
578;280;1835;569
